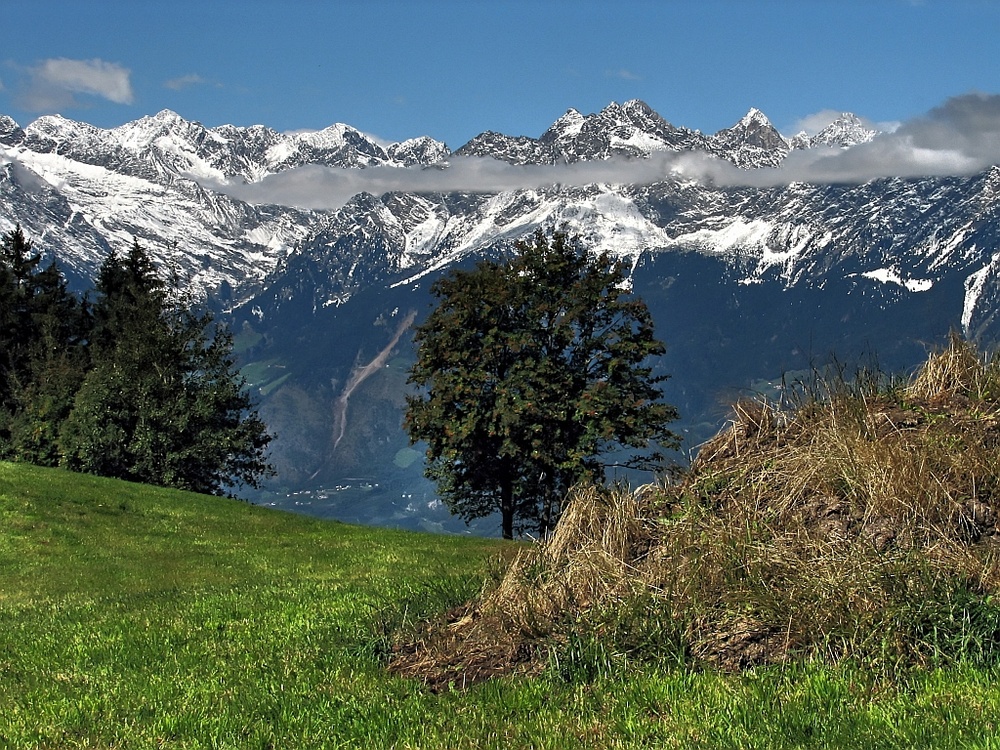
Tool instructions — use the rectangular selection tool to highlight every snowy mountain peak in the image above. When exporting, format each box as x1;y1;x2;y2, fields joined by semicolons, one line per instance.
810;113;880;148
599;99;661;128
386;136;449;167
621;99;656;117
295;122;353;146
150;108;186;124
547;108;586;138
24;113;89;136
789;131;811;150
713;108;789;167
0;114;24;145
113;110;208;149
737;107;771;128
22;114;104;155
598;100;627;119
117;109;196;136
717;107;779;137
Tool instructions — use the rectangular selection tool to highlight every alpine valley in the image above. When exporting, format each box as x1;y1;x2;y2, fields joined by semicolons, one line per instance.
3;101;998;534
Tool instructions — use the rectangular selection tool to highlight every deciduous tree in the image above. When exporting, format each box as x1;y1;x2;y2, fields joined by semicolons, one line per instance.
405;230;678;538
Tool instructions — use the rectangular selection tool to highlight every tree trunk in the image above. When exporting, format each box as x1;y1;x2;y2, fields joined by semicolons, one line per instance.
500;472;515;540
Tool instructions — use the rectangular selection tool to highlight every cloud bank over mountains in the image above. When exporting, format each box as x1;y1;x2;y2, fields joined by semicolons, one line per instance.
719;93;1000;187
220;93;1000;211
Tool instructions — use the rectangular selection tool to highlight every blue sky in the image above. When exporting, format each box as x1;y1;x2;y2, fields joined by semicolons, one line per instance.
2;0;999;149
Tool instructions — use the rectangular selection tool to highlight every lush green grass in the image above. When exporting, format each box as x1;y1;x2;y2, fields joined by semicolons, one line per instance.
3;461;1000;748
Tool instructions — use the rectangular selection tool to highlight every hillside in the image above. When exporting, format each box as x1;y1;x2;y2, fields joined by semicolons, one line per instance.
0;460;502;602
3;460;1000;747
0;461;505;746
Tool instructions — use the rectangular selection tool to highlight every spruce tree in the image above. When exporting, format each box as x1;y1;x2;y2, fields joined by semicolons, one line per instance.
0;225;41;431
59;239;272;494
4;260;89;464
0;225;88;461
406;230;679;538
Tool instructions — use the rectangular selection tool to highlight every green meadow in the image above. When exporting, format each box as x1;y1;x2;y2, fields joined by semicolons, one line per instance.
3;460;1000;749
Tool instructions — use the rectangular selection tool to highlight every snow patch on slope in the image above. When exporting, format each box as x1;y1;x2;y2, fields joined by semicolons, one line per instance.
558;189;672;259
964;254;997;332
667;217;775;254
860;268;934;292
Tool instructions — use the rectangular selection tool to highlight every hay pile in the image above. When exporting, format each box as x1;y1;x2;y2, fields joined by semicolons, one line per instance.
388;486;657;690
391;336;1000;687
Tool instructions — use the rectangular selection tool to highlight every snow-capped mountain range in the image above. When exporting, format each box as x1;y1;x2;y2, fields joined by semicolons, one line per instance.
1;100;997;531
0;108;450;293
0;101;881;298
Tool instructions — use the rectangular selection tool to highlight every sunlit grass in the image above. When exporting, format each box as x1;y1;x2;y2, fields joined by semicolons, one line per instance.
3;460;1000;748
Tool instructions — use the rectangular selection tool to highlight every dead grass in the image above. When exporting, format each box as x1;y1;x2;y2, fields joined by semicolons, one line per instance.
391;336;1000;687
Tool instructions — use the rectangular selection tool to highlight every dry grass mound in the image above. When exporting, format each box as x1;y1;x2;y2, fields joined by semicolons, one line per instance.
389;486;661;690
391;336;1000;687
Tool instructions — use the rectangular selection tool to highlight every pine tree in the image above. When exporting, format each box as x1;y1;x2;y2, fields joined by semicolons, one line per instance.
405;230;679;538
0;224;41;428
0;226;88;461
4;260;89;464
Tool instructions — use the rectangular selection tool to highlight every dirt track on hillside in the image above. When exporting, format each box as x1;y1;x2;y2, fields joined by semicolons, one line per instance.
331;309;418;453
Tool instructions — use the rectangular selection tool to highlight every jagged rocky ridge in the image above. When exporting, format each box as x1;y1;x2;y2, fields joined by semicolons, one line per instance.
2;100;998;532
0;109;448;293
0;101;879;297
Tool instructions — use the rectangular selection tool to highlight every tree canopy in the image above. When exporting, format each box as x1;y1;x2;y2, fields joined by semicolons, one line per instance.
405;230;678;538
0;228;272;496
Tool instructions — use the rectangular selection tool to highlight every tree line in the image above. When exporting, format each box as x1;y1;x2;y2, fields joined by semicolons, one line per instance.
0;225;271;495
2;223;676;533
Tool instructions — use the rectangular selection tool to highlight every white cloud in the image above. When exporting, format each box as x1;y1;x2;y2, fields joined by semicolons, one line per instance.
777;92;1000;185
164;73;207;91
221;149;777;211
606;68;641;81
18;58;133;110
669;93;1000;188
210;92;1000;211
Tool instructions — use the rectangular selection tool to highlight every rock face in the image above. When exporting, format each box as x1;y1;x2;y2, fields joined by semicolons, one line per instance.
3;101;1000;533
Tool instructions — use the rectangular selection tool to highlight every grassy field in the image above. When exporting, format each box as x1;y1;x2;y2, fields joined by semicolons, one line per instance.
3;460;1000;748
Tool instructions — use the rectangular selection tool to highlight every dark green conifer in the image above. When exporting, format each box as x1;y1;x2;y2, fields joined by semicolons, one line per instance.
57;238;273;494
0;224;41;422
4;259;89;464
0;226;86;460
